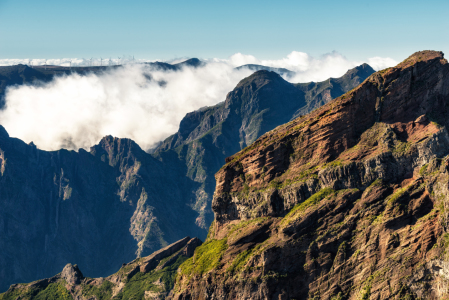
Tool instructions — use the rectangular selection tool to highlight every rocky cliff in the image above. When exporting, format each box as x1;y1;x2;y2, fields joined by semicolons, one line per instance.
171;51;449;299
154;64;374;231
0;63;373;293
0;237;201;300
0;130;203;292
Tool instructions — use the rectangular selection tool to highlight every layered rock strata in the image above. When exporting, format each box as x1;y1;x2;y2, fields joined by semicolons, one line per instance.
171;51;449;299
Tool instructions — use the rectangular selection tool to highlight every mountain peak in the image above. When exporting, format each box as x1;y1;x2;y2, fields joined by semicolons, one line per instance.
397;50;445;70
235;70;283;89
174;49;449;300
176;58;203;68
340;63;375;80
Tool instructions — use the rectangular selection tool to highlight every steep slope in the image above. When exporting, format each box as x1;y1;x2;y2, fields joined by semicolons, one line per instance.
0;237;201;300
154;65;374;231
294;63;375;117
172;51;449;299
0;129;203;292
0;63;373;292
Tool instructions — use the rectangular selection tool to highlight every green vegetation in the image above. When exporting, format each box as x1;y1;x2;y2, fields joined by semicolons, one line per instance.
431;121;441;128
115;255;188;300
363;178;385;196
0;282;72;300
322;160;343;169
33;283;72;300
370;178;384;187
282;188;335;225
371;213;384;225
205;220;215;241
227;217;268;238
331;292;343;300
352;249;361;259
393;141;412;155
0;287;34;300
82;281;114;300
419;164;428;176
378;67;391;75
227;248;253;275
268;180;282;189
360;275;373;300
387;185;411;206
179;238;228;276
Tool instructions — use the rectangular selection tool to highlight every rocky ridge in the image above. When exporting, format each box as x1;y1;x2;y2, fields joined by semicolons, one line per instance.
154;64;374;230
0;62;373;292
171;51;449;299
0;237;201;300
0;129;202;292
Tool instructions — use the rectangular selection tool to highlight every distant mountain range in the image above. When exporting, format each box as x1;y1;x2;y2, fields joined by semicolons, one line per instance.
235;64;296;78
0;62;374;292
3;50;448;300
0;58;203;108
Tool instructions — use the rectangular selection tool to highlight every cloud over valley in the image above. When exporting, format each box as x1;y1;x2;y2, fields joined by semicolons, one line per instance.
0;51;398;151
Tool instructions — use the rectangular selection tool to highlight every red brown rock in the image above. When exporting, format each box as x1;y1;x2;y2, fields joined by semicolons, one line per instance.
171;51;449;299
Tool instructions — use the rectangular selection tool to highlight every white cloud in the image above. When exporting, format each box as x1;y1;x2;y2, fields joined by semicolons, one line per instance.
0;57;155;67
0;51;398;151
0;63;252;151
367;57;399;71
226;51;398;82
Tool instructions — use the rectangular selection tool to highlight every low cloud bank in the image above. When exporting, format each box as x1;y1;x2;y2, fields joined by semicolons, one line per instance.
0;51;398;151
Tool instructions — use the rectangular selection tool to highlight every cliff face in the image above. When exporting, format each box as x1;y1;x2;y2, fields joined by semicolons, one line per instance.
154;65;374;230
172;51;449;299
0;63;373;292
0;130;203;292
0;237;201;300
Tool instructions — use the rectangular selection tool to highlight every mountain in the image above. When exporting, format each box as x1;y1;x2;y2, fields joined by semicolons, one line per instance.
0;237;201;300
171;51;449;299
0;64;112;108
0;59;203;108
0;132;204;292
153;64;374;231
2;50;446;300
144;58;204;71
235;64;296;78
293;63;375;117
0;63;373;292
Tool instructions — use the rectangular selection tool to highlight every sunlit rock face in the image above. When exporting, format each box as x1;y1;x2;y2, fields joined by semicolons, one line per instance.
172;51;449;300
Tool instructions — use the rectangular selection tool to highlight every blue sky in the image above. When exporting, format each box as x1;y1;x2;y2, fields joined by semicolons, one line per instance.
0;0;448;62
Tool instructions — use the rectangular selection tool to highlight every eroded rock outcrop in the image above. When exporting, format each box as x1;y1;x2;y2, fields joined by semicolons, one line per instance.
0;63;373;293
171;51;449;299
0;237;201;300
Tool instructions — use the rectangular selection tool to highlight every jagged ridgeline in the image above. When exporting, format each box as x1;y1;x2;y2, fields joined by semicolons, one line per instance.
3;51;449;300
0;237;201;300
171;51;449;299
0;60;373;292
154;63;375;231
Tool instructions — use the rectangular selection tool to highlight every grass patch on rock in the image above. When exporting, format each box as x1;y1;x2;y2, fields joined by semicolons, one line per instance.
115;255;188;300
282;187;335;225
82;281;114;300
179;238;228;277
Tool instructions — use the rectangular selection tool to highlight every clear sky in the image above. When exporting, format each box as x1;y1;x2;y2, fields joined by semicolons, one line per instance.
0;0;448;62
